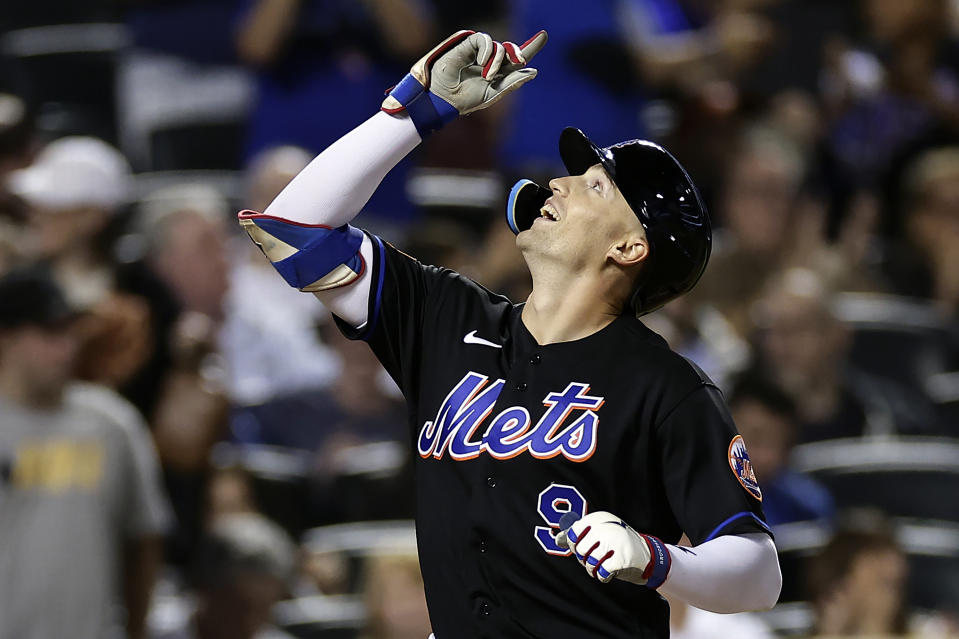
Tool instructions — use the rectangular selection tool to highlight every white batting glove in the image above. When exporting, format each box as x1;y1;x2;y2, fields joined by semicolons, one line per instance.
382;29;548;137
556;511;672;588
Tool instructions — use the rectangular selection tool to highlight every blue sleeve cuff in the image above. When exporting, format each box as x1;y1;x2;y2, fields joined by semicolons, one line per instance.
641;534;671;589
703;511;772;543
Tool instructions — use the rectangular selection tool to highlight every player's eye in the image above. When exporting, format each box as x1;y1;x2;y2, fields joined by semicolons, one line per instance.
590;181;602;192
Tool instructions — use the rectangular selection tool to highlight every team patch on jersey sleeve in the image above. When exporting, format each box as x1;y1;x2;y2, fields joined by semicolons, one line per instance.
728;435;762;501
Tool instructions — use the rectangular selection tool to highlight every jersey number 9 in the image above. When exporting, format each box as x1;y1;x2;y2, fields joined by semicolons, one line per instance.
534;483;588;556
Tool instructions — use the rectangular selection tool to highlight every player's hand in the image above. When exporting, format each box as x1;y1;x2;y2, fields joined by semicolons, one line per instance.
556;511;671;588
382;29;548;135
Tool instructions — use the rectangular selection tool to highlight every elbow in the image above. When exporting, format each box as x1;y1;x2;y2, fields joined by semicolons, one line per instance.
755;572;782;611
723;539;782;613
752;543;783;611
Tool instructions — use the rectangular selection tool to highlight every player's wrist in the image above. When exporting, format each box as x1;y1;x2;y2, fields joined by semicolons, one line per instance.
638;534;671;589
382;73;458;137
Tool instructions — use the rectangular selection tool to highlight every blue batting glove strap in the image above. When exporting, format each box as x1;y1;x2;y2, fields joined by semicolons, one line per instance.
387;74;459;138
640;534;671;589
388;73;425;105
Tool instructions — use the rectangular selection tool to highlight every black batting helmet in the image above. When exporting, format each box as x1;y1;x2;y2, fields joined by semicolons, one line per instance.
506;128;711;315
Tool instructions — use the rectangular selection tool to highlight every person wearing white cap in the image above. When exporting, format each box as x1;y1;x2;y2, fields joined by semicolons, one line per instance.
6;137;152;392
7;135;133;308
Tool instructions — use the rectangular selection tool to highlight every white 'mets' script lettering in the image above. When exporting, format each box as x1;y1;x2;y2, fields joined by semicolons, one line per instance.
417;372;604;462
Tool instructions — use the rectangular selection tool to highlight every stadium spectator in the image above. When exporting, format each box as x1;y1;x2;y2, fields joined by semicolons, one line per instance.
231;322;404;454
0;267;170;639
502;0;773;179
204;466;259;526
0;93;34;178
233;0;437;227
227;145;338;407
126;183;231;470
8;136;131;299
728;372;835;527
6;135;152;389
116;183;231;565
686;127;807;338
231;322;412;526
886;147;959;318
361;550;432;639
821;0;959;188
155;512;297;639
807;516;910;636
0;93;34;271
752;267;941;441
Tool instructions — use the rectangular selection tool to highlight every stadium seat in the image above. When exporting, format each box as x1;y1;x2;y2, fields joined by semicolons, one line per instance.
273;594;366;639
0;23;129;143
834;293;957;394
792;437;959;521
149;120;245;171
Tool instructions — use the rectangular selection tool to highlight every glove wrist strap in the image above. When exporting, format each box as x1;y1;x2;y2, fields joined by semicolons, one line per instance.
383;73;458;138
640;534;671;589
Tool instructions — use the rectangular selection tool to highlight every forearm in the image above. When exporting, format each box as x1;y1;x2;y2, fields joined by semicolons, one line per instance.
152;370;228;471
659;533;781;613
364;0;434;57
264;111;421;226
123;536;163;639
235;0;301;67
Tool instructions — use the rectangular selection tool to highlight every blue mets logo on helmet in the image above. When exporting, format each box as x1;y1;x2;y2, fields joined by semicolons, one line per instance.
728;435;762;501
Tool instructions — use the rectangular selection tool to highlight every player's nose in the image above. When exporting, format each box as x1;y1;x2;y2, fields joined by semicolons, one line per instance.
548;176;569;196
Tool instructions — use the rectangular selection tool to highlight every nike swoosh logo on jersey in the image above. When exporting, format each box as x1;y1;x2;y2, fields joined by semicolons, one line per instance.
463;330;502;349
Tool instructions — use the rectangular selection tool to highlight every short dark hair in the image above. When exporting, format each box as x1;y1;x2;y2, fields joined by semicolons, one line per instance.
727;370;797;422
0;265;76;330
193;513;296;591
806;511;907;633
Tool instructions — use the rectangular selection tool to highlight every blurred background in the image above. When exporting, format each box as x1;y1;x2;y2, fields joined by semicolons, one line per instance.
0;0;958;637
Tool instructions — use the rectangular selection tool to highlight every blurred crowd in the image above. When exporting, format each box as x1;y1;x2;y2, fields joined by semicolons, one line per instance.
1;0;958;637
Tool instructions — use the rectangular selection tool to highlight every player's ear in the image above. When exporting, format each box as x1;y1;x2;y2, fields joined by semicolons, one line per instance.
608;233;648;268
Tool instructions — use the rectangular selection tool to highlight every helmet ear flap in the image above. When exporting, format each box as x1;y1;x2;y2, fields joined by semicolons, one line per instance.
506;179;551;235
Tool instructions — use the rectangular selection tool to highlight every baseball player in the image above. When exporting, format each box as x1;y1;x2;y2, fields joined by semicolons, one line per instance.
239;30;781;638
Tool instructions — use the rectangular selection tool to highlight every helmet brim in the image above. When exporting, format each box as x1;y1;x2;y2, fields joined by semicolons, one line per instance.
559;127;617;181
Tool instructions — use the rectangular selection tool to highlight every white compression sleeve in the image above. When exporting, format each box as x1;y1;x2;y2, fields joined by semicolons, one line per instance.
261;111;421;326
658;533;781;613
264;111;421;226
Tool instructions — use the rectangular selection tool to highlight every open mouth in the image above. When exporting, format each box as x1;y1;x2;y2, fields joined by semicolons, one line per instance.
537;203;560;222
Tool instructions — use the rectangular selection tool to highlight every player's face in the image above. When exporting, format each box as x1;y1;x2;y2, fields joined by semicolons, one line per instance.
517;164;645;269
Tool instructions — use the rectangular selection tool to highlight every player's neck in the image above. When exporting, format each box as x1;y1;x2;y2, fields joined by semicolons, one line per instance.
522;277;621;345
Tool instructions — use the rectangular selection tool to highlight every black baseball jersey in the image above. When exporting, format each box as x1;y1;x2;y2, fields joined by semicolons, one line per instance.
335;234;771;639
